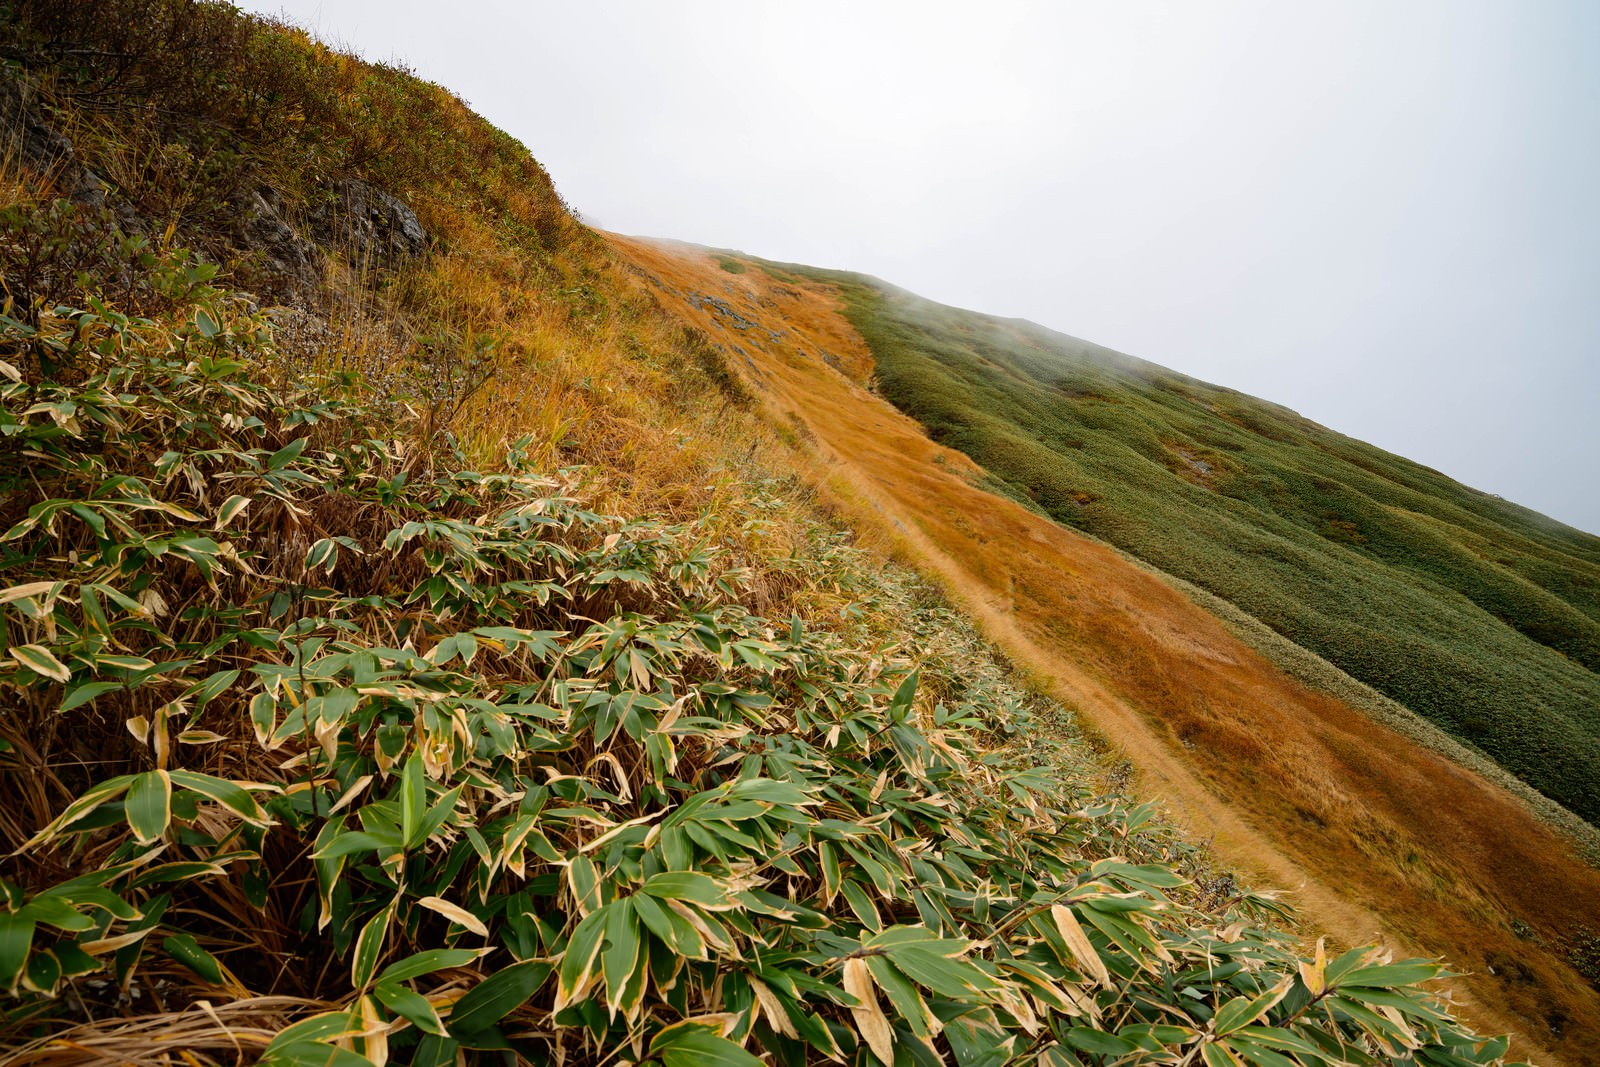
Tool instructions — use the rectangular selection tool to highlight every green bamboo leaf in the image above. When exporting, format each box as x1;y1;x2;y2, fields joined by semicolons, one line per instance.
183;668;241;709
10;643;71;683
266;1011;361;1048
1324;945;1375;985
267;437;307;470
866;954;933;1039
890;669;919;711
1067;1027;1138;1057
59;681;124;712
650;1025;764;1067
401;753;425;848
215;494;251;529
883;942;995;998
68;502;107;539
819;840;841;900
305;537;339;574
125;770;172;843
1476;1035;1511;1061
374;979;447;1035
128;861;228;889
1339;960;1445;988
376;949;488;988
23;948;61;994
631;891;706;959
640;870;728;907
1223;1035;1298;1067
352;903;394;991
17;895;95;932
1213;979;1291;1035
840;879;880;932
556;906;609;1006
601;898;639;1014
726;778;813;805
448;959;550;1036
313;829;403;862
163;933;223;984
259;1041;375;1067
194;307;220;339
1201;1040;1247;1067
168;769;273;825
412;784;463;846
1231;1027;1326;1058
95;653;155;671
0;913;35;990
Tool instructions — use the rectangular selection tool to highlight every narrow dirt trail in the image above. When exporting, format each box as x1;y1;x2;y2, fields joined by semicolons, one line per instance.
608;235;1600;1064
817;436;1388;941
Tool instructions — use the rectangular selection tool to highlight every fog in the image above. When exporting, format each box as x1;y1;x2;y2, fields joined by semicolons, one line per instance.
243;1;1600;535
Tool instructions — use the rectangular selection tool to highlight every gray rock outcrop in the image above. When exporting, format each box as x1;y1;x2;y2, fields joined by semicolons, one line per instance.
0;72;106;205
232;184;323;297
311;178;428;263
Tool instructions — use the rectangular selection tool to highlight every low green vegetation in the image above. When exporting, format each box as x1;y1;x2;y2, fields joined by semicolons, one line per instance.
0;250;1514;1065
789;271;1600;826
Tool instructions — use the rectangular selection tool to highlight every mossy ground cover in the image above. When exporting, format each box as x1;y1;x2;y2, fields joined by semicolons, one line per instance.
787;271;1600;827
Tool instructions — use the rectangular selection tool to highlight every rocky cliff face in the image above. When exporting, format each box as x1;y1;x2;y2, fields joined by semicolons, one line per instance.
3;69;428;306
0;73;106;208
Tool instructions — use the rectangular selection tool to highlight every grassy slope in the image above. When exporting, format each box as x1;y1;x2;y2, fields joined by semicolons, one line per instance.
0;7;1526;1067
607;237;1600;1062
789;276;1600;826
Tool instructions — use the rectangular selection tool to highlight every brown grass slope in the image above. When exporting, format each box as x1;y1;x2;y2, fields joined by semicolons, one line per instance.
607;236;1600;1065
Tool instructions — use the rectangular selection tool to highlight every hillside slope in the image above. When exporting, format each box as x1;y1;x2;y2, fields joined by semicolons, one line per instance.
799;278;1600;825
609;236;1600;1063
0;5;1534;1067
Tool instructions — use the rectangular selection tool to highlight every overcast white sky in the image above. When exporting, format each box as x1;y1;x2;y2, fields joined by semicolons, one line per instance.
246;1;1600;535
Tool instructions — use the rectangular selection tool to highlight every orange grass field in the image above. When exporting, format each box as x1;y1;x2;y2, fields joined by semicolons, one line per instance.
609;234;1600;1065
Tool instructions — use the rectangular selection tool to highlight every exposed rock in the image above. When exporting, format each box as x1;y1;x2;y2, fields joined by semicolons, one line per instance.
231;177;427;299
685;291;760;331
232;185;323;297
311;178;428;262
0;72;106;206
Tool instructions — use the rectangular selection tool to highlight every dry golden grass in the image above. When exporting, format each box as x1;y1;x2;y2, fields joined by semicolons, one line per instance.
608;234;1600;1065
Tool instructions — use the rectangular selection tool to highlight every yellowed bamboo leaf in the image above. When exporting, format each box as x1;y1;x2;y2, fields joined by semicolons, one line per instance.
1298;936;1326;996
749;975;797;1038
329;775;375;814
0;581;57;605
843;957;894;1065
1381;1004;1420;1049
666;899;730;952
1051;904;1110;987
416;895;489;936
81;927;155;955
355;994;389;1067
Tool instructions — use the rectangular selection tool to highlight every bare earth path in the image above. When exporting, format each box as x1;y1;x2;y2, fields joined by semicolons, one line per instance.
609;235;1600;1064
